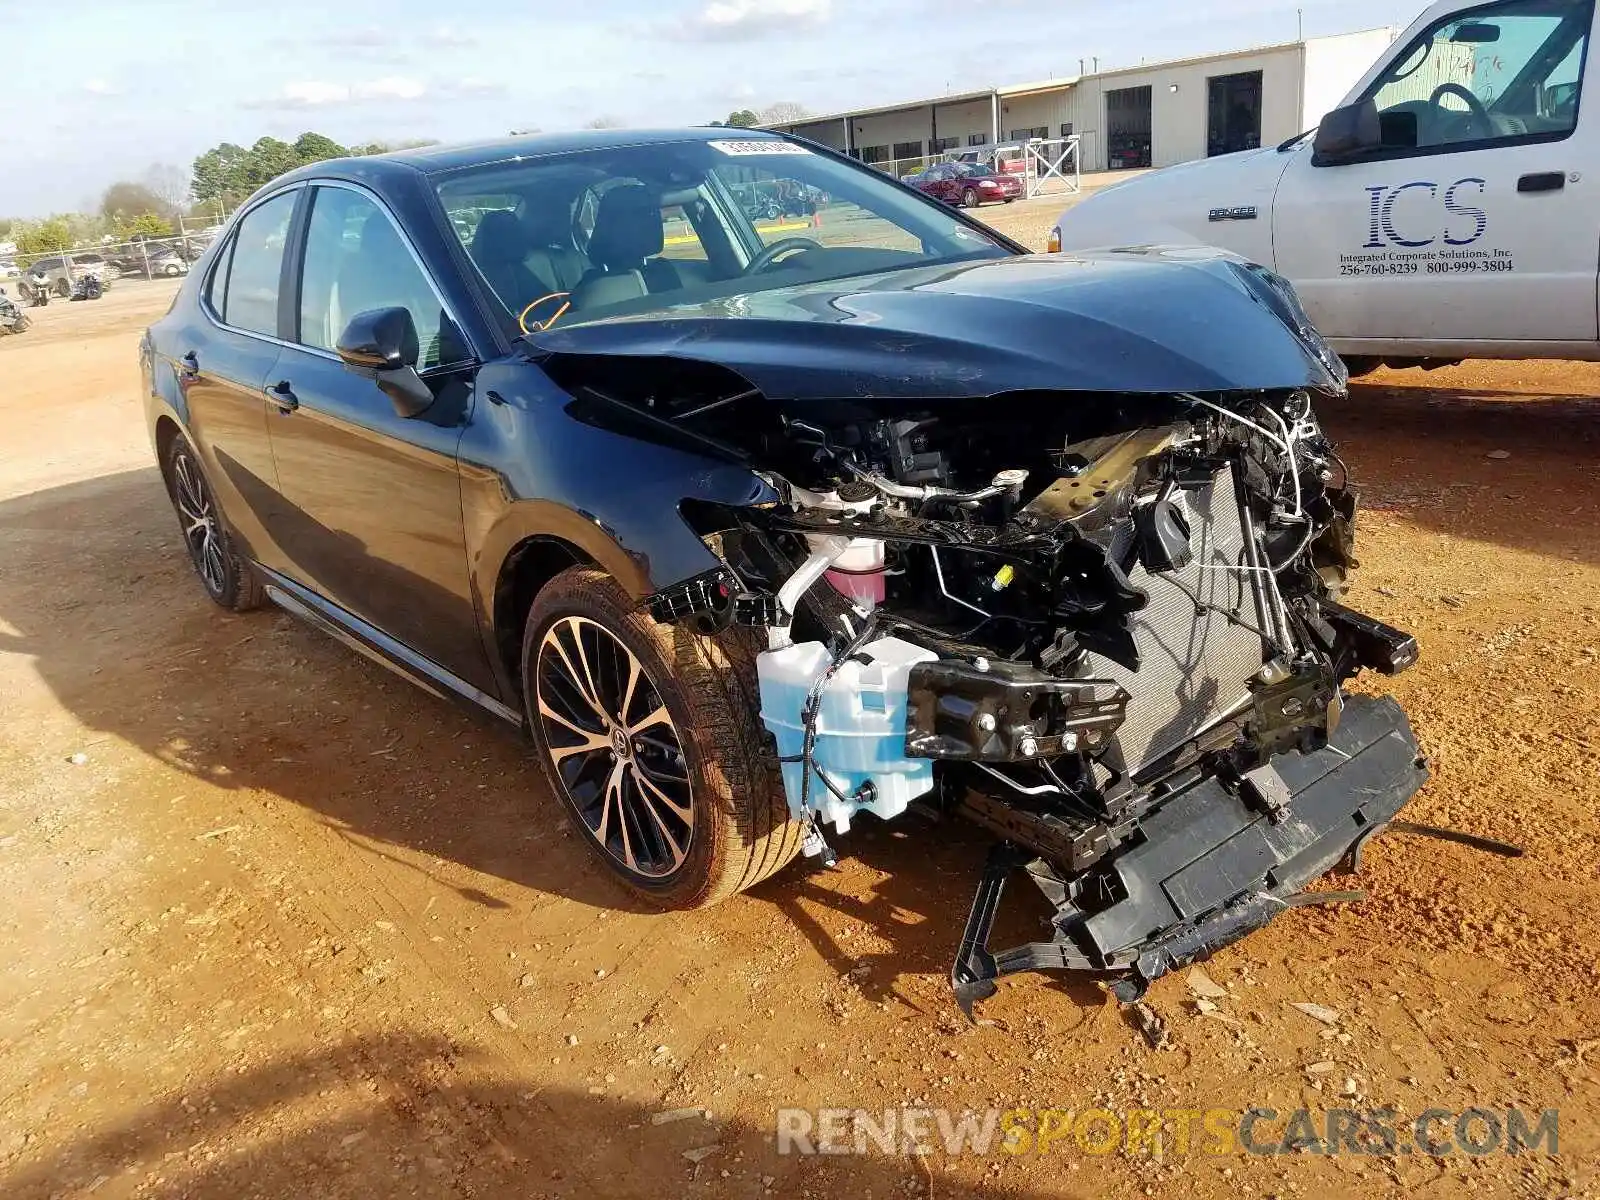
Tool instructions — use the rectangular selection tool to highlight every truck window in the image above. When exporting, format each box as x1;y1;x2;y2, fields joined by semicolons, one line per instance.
1365;0;1593;154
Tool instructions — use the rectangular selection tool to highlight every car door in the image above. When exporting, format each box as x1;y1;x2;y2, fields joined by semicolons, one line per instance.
184;186;299;573
262;181;494;695
1273;0;1598;347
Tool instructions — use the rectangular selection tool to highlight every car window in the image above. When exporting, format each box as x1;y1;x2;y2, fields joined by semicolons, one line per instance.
1367;0;1592;152
297;186;459;370
658;203;709;264
219;190;297;336
437;138;1008;332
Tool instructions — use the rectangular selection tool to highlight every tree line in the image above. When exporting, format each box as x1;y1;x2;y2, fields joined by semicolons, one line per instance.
3;133;432;264
3;113;809;265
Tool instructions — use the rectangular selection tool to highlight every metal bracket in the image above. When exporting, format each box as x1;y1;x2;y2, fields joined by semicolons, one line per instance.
950;842;1097;1021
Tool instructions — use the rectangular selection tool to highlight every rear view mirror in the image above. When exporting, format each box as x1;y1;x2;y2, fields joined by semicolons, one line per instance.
336;306;433;418
1451;22;1501;43
1312;99;1382;166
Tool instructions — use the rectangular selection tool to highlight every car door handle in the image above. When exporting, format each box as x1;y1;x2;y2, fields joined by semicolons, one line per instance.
265;380;299;414
180;351;200;380
1517;171;1566;193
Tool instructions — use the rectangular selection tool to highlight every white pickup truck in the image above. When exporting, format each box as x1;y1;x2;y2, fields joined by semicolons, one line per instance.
1051;0;1599;370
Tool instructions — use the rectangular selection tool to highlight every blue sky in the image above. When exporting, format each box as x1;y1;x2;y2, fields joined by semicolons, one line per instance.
4;0;1419;217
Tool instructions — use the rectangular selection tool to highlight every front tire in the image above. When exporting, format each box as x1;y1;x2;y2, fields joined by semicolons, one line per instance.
961;188;979;208
161;434;264;612
523;567;802;909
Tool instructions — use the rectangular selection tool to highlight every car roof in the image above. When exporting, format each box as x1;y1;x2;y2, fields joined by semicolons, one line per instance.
301;127;799;182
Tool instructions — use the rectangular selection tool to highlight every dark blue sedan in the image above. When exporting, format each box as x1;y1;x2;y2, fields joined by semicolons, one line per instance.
142;128;1423;1011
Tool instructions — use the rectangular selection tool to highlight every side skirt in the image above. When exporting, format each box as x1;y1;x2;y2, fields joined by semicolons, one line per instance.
256;565;523;729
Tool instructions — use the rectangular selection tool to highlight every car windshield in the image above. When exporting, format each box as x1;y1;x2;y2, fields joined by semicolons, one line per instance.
435;136;1012;333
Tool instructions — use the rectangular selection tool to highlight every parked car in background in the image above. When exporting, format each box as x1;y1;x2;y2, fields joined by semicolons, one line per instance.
950;146;1028;175
110;243;191;278
140;127;1425;1015
0;260;19;280
23;254;119;297
904;161;1023;207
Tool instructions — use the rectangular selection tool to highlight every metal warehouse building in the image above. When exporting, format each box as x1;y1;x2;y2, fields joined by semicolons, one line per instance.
766;28;1397;176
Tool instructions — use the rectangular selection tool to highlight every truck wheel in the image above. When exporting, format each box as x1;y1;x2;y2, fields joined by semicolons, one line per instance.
161;434;265;612
522;567;802;909
54;278;71;298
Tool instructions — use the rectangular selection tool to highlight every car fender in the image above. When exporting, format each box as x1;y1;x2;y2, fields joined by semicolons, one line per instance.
141;332;193;462
460;361;776;698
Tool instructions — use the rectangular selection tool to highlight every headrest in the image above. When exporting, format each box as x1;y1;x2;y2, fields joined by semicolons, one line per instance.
472;210;530;260
586;184;663;271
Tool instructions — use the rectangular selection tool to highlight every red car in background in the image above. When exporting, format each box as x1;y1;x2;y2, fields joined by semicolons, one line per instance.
903;162;1023;207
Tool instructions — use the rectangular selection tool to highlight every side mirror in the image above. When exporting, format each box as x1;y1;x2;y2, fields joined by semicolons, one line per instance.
336;306;433;419
1312;99;1382;166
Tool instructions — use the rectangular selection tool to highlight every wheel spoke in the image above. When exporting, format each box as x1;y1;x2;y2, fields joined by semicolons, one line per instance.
634;767;694;824
630;704;671;735
201;536;225;590
548;619;606;721
631;767;687;870
536;697;606;744
564;617;608;716
593;757;625;846
617;646;641;727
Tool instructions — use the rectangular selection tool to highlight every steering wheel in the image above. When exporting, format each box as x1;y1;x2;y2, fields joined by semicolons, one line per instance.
1429;81;1493;135
744;236;822;275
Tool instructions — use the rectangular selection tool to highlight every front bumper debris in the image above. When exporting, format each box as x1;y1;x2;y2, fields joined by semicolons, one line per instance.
951;694;1429;1016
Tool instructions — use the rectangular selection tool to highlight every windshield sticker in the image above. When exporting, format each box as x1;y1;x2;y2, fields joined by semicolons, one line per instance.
708;140;812;157
1339;177;1515;277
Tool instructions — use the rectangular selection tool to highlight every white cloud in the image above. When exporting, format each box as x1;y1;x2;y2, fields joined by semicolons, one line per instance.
430;24;478;48
668;0;832;41
362;76;428;101
244;73;504;110
83;78;115;95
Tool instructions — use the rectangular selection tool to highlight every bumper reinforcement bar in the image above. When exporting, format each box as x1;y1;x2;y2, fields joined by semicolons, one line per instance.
952;695;1434;1017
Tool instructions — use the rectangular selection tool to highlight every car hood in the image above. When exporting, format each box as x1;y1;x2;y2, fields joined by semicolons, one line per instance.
524;249;1343;403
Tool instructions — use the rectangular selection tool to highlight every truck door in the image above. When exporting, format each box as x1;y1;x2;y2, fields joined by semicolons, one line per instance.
1272;0;1598;349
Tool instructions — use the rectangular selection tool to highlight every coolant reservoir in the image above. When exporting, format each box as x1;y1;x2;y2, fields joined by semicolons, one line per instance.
757;636;938;834
813;535;886;610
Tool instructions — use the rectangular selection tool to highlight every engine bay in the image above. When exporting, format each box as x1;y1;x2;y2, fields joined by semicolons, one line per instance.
633;379;1428;1008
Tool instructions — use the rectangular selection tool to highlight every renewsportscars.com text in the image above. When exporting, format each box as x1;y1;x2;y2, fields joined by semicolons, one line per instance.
776;1106;1559;1158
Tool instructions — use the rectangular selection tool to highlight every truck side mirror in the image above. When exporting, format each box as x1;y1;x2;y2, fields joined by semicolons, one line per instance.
1312;99;1382;167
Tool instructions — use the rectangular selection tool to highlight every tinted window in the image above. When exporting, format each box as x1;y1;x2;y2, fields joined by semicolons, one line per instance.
437;138;1006;331
297;186;458;369
1368;0;1592;151
220;190;297;336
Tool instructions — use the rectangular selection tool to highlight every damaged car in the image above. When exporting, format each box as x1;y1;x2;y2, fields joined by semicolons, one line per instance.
140;128;1449;1013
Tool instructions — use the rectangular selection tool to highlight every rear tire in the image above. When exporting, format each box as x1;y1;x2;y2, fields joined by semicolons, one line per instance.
1341;355;1382;379
161;434;265;612
523;567;802;909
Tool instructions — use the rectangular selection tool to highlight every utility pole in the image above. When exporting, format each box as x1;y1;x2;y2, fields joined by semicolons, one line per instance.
1298;7;1304;40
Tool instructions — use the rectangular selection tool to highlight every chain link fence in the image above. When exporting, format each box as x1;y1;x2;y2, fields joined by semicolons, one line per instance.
5;229;225;300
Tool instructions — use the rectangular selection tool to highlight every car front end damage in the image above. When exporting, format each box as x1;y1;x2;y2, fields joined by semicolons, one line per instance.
527;250;1435;1013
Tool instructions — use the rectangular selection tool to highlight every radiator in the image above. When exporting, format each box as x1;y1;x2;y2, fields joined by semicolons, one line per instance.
1083;465;1267;771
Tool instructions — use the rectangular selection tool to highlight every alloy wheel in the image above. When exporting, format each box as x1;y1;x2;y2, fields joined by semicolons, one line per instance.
171;448;227;597
535;615;694;880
